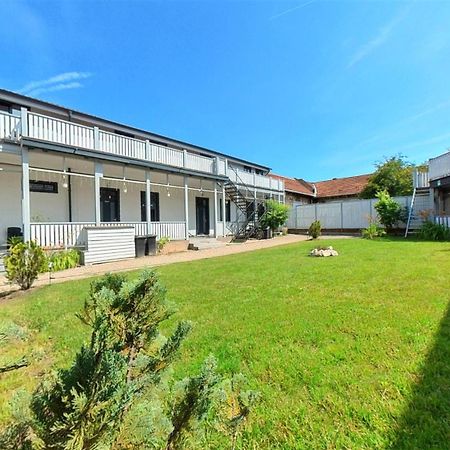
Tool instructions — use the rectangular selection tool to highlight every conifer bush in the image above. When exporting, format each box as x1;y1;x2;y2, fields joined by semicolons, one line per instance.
3;270;259;449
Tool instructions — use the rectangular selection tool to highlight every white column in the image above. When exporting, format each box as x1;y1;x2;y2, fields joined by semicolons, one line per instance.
94;161;103;225
213;183;218;237
184;176;189;240
20;107;28;136
146;171;151;234
21;147;30;241
93;127;100;150
222;184;226;236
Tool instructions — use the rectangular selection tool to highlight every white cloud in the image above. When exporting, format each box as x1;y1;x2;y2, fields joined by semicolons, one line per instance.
269;0;317;21
18;71;92;96
347;10;407;68
26;82;84;97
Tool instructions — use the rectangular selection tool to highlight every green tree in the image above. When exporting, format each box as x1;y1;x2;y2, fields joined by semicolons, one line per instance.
360;155;414;199
374;190;406;232
259;200;289;232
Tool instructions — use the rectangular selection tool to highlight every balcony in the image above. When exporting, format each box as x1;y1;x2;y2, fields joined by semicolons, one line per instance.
429;151;450;181
0;110;284;192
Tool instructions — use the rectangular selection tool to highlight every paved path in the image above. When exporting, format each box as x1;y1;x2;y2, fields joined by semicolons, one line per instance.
0;234;351;294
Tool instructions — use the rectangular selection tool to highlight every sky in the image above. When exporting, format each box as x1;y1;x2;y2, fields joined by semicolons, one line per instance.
1;0;450;180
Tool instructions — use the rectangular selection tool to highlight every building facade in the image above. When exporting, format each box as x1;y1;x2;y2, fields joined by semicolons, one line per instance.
0;89;284;250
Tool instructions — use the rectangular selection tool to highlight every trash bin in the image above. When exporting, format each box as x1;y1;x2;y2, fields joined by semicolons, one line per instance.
135;236;147;257
145;234;157;256
263;228;272;239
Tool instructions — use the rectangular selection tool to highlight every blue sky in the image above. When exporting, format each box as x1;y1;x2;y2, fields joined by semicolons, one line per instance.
1;0;450;180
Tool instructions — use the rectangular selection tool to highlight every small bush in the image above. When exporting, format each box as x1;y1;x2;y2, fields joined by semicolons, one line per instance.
45;249;80;272
308;220;321;239
4;240;46;290
362;222;386;239
374;190;407;231
158;236;170;252
418;220;450;241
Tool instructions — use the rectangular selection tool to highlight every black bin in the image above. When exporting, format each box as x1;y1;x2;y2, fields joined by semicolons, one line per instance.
7;227;23;246
135;236;147;257
145;235;157;256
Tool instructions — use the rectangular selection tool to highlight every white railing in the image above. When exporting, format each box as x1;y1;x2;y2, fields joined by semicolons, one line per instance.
31;222;95;248
30;221;186;248
185;153;215;173
0;112;20;139
0;110;284;192
413;170;429;188
99;130;146;160
28;112;95;149
429;152;450;181
435;216;450;228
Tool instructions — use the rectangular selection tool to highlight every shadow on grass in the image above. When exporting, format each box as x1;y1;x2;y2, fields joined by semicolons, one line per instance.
389;302;450;449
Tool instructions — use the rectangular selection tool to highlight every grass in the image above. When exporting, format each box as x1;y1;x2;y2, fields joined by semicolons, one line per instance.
0;238;449;449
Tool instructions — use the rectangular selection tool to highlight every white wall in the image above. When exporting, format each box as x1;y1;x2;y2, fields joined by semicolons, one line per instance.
0;170;22;245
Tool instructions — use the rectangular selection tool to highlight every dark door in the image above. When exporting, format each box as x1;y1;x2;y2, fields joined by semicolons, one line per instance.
100;187;120;222
196;197;210;235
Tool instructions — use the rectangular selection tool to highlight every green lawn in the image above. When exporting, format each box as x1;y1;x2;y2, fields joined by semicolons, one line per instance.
1;238;449;449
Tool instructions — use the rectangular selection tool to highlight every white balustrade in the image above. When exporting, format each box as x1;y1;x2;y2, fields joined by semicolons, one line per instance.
429;152;450;181
1;110;284;193
30;221;186;248
0;112;20;139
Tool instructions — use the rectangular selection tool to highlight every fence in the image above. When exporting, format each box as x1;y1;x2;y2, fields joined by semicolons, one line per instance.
287;195;432;230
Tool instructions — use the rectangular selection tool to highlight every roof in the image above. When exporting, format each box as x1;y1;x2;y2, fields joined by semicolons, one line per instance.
271;173;371;198
270;174;315;196
0;88;270;172
312;174;371;198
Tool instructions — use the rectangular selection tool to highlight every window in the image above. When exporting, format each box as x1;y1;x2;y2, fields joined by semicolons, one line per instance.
140;191;160;222
243;165;252;173
0;101;12;114
219;199;231;222
30;180;58;194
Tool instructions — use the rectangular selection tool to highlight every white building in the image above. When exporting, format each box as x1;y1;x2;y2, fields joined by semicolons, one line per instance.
0;89;284;258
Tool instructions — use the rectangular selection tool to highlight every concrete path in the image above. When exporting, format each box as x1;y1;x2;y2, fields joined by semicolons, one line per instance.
0;234;352;294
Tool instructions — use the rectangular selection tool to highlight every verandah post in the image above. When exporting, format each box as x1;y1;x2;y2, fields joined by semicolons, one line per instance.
146;171;151;235
94;161;103;226
21;146;30;241
222;183;226;237
184;176;189;240
213;182;218;238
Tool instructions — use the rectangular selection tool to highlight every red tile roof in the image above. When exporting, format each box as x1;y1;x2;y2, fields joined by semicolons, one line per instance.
270;174;314;196
271;173;371;198
312;174;371;198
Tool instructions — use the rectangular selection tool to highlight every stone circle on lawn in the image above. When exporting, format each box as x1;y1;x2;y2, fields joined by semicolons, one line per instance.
310;246;339;257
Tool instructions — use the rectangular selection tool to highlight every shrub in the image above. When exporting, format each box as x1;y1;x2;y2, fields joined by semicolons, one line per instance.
374;190;406;232
362;221;386;239
4;240;46;290
158;236;171;252
417;220;450;241
259;200;290;232
45;249;80;272
308;220;321;239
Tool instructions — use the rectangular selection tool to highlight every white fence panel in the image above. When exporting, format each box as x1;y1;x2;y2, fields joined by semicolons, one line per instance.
342;200;373;229
316;203;341;228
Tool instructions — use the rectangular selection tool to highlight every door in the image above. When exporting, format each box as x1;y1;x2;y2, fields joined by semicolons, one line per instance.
100;187;120;222
196;197;210;235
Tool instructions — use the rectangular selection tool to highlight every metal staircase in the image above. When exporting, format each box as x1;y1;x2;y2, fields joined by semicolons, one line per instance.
224;168;264;240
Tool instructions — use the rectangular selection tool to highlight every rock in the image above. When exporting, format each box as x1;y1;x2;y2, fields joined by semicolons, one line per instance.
310;246;339;257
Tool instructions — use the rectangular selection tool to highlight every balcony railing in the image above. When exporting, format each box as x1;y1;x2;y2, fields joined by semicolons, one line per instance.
0;110;284;192
429;151;450;181
413;170;429;188
30;221;186;248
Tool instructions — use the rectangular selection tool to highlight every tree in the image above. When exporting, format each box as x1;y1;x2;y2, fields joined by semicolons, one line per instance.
259;200;290;232
360;155;414;199
4;240;46;290
374;190;406;232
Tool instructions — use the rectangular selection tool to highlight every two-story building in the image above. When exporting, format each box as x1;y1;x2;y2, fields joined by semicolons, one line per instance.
0;89;284;257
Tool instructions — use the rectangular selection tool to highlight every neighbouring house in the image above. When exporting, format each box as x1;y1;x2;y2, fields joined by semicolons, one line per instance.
413;150;450;228
270;173;371;205
0;89;284;263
